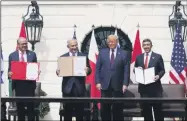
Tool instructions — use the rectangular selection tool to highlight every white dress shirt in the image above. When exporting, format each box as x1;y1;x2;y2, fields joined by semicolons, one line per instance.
69;52;78;56
144;51;152;65
110;47;117;60
18;50;27;62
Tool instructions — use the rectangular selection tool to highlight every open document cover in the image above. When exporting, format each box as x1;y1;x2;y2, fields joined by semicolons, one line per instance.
11;61;40;81
134;67;155;85
58;56;86;77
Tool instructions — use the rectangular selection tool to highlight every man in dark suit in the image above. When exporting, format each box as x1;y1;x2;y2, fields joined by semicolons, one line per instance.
134;38;165;121
8;37;38;121
56;39;92;121
95;35;130;121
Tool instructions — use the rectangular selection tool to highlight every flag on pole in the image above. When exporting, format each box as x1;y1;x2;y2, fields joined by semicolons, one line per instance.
73;29;77;39
16;21;26;50
130;29;142;83
1;47;7;97
9;20;27;96
73;30;77;39
169;24;186;121
169;24;187;88
114;28;120;47
19;21;26;38
86;29;101;98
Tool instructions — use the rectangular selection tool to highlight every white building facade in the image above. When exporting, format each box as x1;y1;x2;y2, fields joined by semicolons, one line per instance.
1;0;187;120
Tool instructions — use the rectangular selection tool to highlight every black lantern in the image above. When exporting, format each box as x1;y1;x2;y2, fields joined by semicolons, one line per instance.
169;0;187;42
23;1;43;51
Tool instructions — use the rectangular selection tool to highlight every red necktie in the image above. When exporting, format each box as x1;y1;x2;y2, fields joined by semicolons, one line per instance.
20;52;24;62
144;53;148;69
110;49;114;64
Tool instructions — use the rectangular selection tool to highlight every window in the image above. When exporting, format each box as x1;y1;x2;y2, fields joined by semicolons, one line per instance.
81;26;132;54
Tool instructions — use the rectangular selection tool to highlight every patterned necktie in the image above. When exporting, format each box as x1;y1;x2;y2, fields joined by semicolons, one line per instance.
110;49;114;64
144;53;149;69
20;52;24;62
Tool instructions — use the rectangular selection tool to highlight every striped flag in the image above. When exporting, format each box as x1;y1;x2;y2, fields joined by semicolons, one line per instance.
9;20;27;96
16;21;26;50
130;29;142;83
169;25;186;121
169;24;187;88
86;29;100;98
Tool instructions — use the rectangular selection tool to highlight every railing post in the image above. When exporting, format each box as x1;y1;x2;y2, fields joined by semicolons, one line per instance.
92;102;99;121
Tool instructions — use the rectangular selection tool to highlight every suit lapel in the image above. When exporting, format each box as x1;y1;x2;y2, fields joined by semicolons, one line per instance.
141;54;145;69
114;48;120;64
77;52;81;56
64;52;69;57
26;50;31;62
107;48;111;66
148;52;155;68
14;51;19;61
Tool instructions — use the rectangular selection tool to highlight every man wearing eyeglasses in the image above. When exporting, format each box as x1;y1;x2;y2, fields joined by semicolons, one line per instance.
56;39;92;121
8;37;39;121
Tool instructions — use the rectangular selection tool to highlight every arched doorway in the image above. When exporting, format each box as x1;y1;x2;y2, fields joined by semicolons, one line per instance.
80;26;132;54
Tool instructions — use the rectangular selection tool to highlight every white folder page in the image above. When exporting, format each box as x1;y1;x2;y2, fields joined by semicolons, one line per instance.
73;57;86;76
144;67;155;85
26;63;39;80
135;68;145;84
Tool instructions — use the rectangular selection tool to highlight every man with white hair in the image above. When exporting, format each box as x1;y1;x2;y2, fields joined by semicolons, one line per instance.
56;39;92;121
8;37;38;121
95;35;130;121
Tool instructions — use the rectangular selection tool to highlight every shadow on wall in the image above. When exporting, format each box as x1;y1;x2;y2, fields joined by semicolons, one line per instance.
35;35;50;77
34;35;52;120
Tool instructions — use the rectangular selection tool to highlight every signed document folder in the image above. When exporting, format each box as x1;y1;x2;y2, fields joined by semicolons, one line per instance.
11;61;40;81
58;56;86;77
135;67;155;85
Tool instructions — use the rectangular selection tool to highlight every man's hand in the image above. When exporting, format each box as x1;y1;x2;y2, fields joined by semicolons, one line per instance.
56;69;60;76
96;83;101;90
84;67;89;74
137;66;143;69
8;72;13;78
122;85;128;93
154;75;159;81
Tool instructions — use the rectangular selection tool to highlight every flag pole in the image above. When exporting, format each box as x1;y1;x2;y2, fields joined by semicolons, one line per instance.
0;41;2;121
74;24;77;31
137;23;140;29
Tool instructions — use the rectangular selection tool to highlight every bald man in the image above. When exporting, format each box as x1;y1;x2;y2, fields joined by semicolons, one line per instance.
8;37;38;121
95;35;130;121
56;39;91;121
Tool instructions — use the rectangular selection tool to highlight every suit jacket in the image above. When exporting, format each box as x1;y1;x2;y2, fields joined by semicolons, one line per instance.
8;50;37;96
61;52;91;95
95;48;130;91
134;52;165;93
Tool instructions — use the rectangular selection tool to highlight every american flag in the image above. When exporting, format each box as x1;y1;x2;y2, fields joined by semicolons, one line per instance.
1;48;4;84
169;24;187;86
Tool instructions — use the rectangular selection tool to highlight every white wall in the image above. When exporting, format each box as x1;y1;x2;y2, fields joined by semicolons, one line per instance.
1;1;187;120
